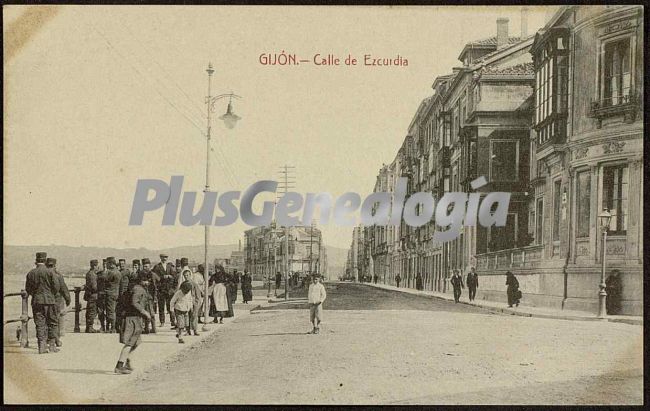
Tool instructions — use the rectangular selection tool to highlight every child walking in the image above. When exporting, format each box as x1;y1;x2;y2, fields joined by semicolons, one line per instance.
170;280;193;343
307;274;327;334
115;271;151;374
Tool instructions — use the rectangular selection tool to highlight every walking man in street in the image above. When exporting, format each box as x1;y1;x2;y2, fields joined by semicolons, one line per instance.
450;269;464;303
25;252;60;353
466;266;479;302
153;254;176;328
48;258;70;347
115;271;151;374
103;257;122;333
307;274;327;334
275;271;282;297
84;259;100;333
395;273;401;288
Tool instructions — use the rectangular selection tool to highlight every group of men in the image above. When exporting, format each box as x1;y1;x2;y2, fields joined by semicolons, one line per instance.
84;254;209;334
25;252;71;354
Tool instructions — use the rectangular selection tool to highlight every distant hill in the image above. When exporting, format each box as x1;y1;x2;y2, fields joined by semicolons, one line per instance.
3;244;240;277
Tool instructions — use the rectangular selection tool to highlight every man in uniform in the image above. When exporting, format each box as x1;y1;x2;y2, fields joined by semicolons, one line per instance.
47;258;70;347
103;257;122;333
83;259;100;333
153;254;175;328
97;258;107;332
115;259;132;333
140;258;158;334
25;252;61;353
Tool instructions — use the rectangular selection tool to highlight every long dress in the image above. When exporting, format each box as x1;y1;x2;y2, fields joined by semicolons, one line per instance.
506;273;520;306
242;275;253;302
210;282;229;317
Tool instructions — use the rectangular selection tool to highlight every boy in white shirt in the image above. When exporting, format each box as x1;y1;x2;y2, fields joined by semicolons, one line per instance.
307;274;326;334
170;281;193;343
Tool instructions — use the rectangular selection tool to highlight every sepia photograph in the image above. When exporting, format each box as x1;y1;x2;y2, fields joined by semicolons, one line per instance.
2;4;645;405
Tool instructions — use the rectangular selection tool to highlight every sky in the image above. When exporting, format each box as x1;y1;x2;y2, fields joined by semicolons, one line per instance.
3;5;553;250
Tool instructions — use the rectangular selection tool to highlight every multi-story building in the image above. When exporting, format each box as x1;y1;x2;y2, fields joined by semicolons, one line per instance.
349;5;643;316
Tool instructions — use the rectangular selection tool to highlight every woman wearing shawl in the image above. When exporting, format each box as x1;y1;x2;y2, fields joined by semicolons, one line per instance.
209;267;229;324
241;270;253;304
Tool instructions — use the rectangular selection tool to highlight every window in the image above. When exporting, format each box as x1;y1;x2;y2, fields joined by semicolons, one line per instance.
553;180;562;241
490;140;519;182
490;213;517;251
602;164;628;234
576;171;591;238
536;198;544;245
603;38;631;106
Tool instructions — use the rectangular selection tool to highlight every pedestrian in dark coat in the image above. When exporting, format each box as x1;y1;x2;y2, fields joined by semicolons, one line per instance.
466;266;479;302
103;257;122;333
450;270;464;303
97;258;107;332
416;273;423;291
242;270;253;303
115;271;152;374
25;252;61;353
152;254;176;328
140;259;158;334
83;259;100;333
49;259;70;346
395;274;401;288
605;269;622;315
505;271;521;307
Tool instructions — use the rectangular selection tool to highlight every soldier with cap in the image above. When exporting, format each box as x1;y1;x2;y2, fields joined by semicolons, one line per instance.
115;270;152;374
96;258;108;332
47;258;71;347
83;259;100;333
25;252;61;353
116;259;134;332
153;254;176;328
103;257;122;333
140;258;158;333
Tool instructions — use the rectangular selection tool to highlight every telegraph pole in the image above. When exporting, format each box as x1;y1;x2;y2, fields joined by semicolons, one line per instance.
278;165;296;300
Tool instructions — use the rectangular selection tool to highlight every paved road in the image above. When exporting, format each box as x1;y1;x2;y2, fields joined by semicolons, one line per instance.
104;283;643;405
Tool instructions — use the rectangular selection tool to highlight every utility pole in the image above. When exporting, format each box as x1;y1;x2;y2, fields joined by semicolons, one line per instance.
278;165;296;300
309;222;314;275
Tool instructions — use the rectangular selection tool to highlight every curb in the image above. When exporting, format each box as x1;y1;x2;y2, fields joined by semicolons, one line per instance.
362;283;643;326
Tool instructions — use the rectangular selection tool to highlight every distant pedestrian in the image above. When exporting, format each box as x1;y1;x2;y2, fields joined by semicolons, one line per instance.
416;273;423;291
153;254;175;328
275;271;282;296
395;274;401;288
242;270;253;303
307;274;327;334
117;259;138;333
48;258;70;347
605;269;622;315
103;257;122;333
25;252;60;354
140;259;158;334
83;259;100;333
450;269;464;303
97;258;107;332
505;271;521;307
210;267;229;324
115;271;151;374
170;280;193;344
466;266;479;302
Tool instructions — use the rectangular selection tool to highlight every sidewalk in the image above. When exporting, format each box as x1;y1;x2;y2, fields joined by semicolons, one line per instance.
3;297;269;404
363;282;643;326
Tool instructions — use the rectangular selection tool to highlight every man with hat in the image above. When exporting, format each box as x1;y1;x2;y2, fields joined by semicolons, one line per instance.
307;273;327;335
103;257;122;333
140;258;158;333
96;258;108;332
83;259;100;333
153;253;176;328
25;252;61;353
115;270;152;374
47;258;71;347
116;259;133;333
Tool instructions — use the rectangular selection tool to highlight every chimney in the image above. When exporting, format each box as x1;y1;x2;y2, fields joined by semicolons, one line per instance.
497;17;509;49
521;7;529;38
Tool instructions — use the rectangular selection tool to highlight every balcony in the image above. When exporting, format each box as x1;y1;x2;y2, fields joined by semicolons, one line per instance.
590;94;639;128
475;244;544;271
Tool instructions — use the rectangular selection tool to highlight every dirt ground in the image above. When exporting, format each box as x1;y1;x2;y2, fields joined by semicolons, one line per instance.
103;283;643;405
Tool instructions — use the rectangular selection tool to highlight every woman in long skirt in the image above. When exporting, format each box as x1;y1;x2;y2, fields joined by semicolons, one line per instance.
242;271;253;303
505;271;520;307
210;270;229;323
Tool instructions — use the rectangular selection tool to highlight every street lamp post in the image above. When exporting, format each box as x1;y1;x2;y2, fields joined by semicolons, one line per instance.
597;208;612;319
202;62;242;332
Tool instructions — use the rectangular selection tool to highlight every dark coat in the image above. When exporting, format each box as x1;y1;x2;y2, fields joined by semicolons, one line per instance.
103;268;122;297
450;274;464;289
123;284;150;318
83;268;98;301
153;262;176;295
466;272;479;288
26;264;60;305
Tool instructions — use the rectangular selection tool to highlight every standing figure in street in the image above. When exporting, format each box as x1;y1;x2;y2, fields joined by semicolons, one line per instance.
505;271;521;307
170;279;194;343
179;259;201;336
97;258;107;332
210;267;229;324
194;264;207;322
395;274;401;288
466;266;479;302
48;258;70;347
605;269;622;315
450;269;464;303
416;273;423;291
83;259;100;333
140;258;158;334
116;259;133;333
153;254;176;328
115;271;151;374
275;271;282;296
103;257;122;333
25;252;60;354
307;274;327;334
241;270;253;304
